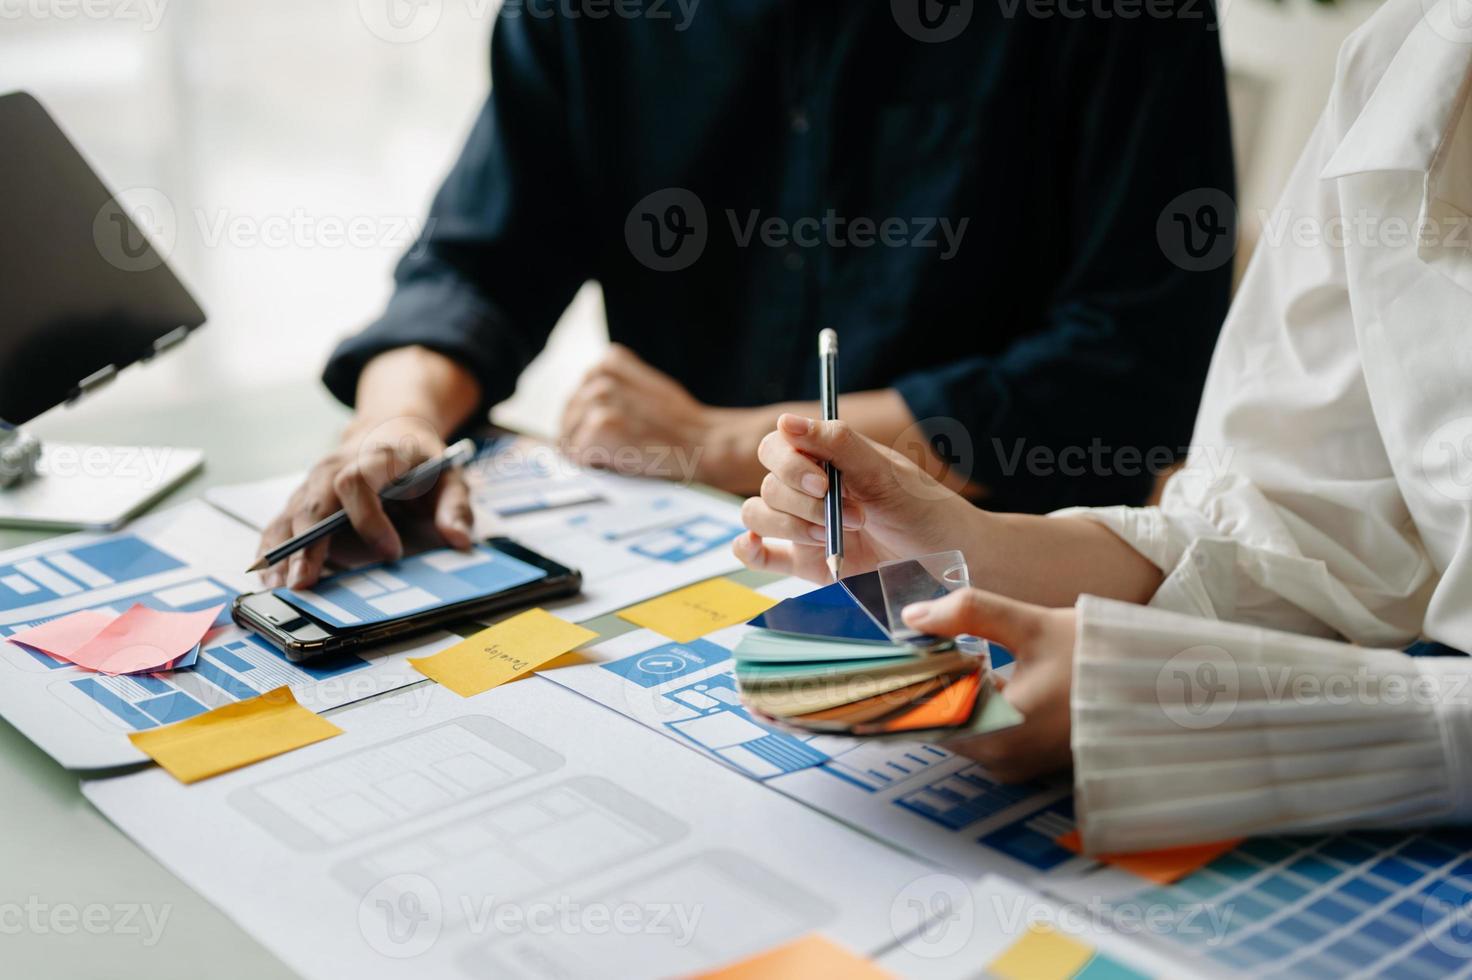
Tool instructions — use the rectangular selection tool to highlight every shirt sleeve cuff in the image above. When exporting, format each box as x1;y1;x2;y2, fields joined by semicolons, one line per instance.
1070;595;1461;854
322;274;531;417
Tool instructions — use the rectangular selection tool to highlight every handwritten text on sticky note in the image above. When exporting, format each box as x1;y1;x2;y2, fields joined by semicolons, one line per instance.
409;608;598;697
617;578;777;643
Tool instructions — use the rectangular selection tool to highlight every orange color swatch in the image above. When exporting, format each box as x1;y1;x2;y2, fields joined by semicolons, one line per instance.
1056;829;1244;885
861;670;981;734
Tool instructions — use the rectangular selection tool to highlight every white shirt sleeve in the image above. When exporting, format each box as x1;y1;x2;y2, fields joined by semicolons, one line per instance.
1051;3;1472;853
1050;50;1438;650
1071;595;1472;854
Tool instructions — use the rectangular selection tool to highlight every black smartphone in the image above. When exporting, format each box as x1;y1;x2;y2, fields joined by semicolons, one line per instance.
232;537;581;662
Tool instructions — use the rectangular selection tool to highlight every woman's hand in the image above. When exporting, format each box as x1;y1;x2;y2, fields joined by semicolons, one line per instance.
902;588;1077;782
733;413;982;582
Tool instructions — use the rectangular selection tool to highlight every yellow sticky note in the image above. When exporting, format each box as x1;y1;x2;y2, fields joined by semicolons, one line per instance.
694;934;893;979
617;578;777;643
409;608;599;697
128;685;341;784
988;924;1095;980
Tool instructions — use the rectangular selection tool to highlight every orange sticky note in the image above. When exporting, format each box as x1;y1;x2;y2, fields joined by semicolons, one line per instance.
1057;829;1244;885
128;685;342;783
694;934;893;979
618;578;777;643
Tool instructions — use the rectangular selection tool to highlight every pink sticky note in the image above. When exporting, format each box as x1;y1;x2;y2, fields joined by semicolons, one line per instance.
65;604;224;675
8;609;116;661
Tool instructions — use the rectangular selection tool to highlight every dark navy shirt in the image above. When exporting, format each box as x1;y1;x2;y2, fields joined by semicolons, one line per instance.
324;0;1235;512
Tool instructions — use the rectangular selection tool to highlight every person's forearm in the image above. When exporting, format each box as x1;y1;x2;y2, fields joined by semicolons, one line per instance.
964;512;1163;608
346;346;484;443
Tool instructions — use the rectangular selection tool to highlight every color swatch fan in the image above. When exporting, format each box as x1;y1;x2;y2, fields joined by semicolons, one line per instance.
734;561;1021;741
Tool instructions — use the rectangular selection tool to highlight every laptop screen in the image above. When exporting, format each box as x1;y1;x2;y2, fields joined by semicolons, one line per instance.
0;92;205;425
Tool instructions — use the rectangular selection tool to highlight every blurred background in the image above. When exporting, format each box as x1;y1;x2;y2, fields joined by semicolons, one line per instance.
0;0;1380;436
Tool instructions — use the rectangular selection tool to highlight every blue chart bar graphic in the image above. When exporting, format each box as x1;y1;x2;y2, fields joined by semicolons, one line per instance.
895;765;1046;830
976;798;1077;872
627;516;743;563
0;536;185;612
659;672;828;779
67;633;371;732
3;577;237;671
1097;829;1472;979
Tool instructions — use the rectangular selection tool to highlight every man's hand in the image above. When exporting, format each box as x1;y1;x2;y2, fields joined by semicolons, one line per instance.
733;413;981;582
901;589;1076;783
559;345;769;493
256;416;474;590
